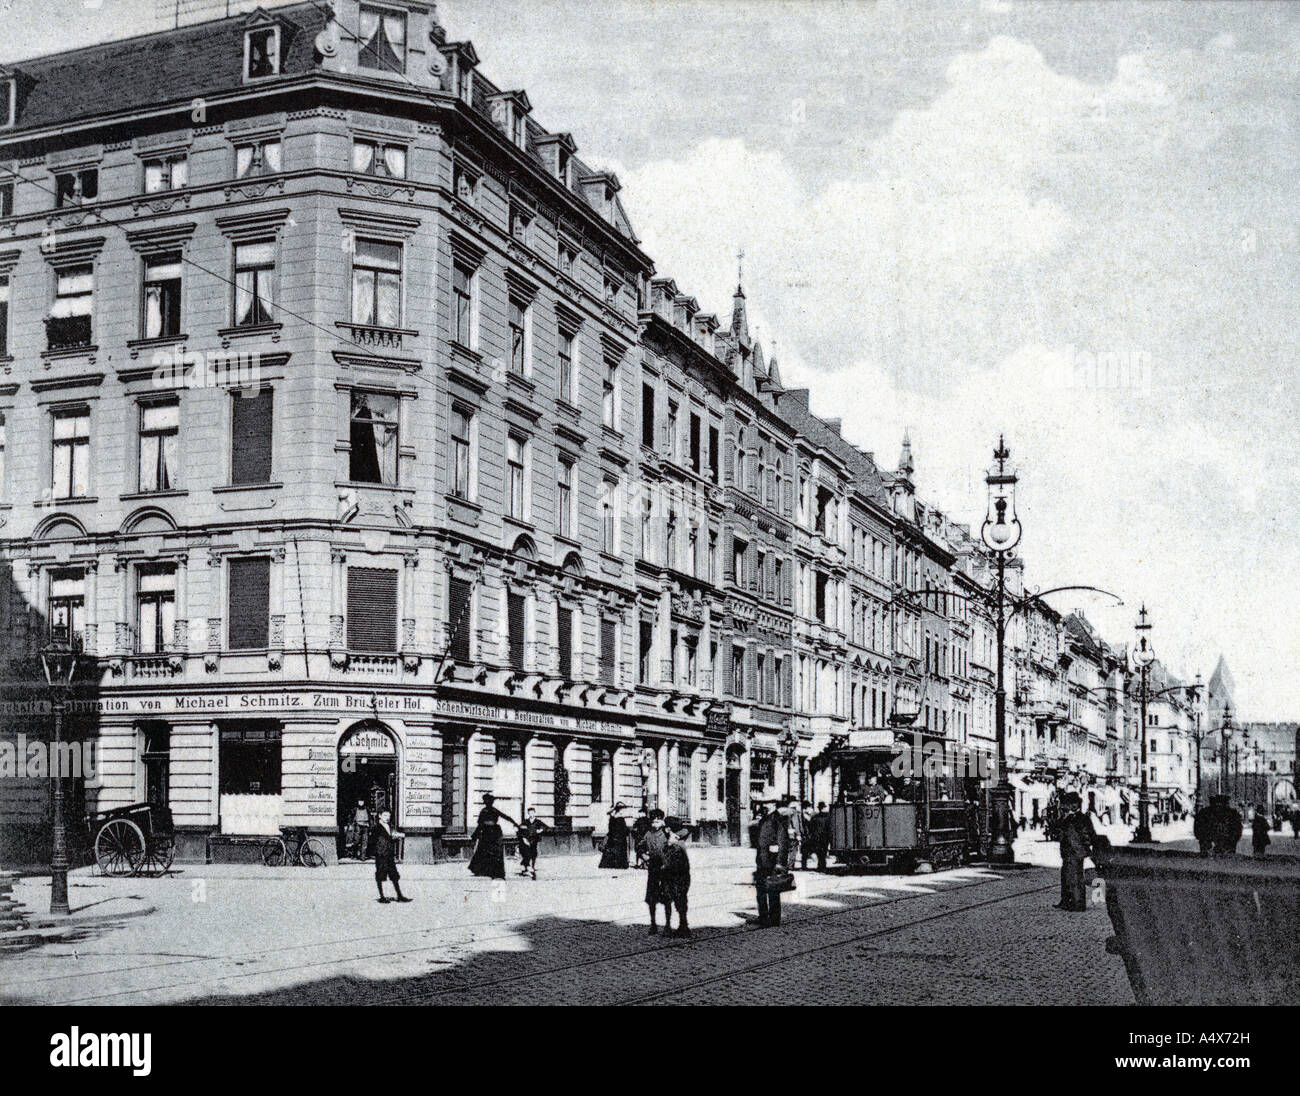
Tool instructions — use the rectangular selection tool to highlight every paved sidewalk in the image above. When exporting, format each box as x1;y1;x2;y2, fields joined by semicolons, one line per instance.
0;835;1139;1006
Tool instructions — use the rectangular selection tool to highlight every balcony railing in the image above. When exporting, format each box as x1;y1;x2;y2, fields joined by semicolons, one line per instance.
336;322;418;352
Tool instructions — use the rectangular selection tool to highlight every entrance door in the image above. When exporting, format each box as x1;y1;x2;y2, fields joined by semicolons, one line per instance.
338;722;398;858
725;746;743;845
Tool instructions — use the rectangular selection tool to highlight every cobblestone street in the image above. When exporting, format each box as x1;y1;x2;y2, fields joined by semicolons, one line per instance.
1;824;1239;1007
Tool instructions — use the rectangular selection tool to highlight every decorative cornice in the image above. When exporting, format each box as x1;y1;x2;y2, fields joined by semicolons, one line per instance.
125;221;198;255
40;233;107;267
214;206;291;240
337;206;421;236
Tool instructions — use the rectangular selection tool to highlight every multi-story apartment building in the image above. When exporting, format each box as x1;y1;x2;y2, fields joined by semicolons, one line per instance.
0;0;691;863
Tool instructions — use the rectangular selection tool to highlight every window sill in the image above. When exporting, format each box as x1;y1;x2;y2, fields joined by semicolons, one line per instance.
213;482;282;493
506;371;535;393
38;495;98;506
503;514;535;534
335;321;418;352
335;480;415;495
41;344;99;361
121;489;188;501
444;492;480;511
218;323;282;344
449;341;482;363
126;334;188;354
553;533;581;552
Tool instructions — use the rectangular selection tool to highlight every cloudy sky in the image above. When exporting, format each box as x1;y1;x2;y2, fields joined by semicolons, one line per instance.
6;0;1299;718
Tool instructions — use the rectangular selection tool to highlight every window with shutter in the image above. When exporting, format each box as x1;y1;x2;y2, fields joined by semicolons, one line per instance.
231;388;272;485
447;577;471;661
346;567;398;652
228;557;270;649
599;619;616;685
441;735;467;831
507;591;527;671
556;607;573;679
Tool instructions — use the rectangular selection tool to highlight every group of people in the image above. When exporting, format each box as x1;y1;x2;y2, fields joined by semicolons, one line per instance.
596;803;692;936
1191;795;1282;859
466;794;550;880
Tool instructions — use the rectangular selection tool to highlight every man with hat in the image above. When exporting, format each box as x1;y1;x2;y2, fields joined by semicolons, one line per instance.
1195;794;1243;856
808;801;832;872
1055;791;1097;911
753;794;796;927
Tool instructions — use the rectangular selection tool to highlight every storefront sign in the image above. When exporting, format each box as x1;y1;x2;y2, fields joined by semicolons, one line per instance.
849;730;896;748
431;697;622;735
339;729;397;755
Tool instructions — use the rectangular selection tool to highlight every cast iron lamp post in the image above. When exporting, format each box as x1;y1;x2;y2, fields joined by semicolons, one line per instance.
1219;703;1233;800
981;437;1022;865
777;728;799;797
1132;605;1156;843
40;625;82;916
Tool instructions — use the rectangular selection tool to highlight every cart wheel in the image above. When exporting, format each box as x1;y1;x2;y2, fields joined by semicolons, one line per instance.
299;838;326;868
95;819;145;877
140;841;175;877
261;837;287;868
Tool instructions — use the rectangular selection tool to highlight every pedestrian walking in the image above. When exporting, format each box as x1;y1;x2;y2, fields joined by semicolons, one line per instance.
808;801;831;871
799;801;815;869
372;810;410;903
468;793;516;879
631;808;651;869
644;810;670;935
789;799;805;870
517;807;547;879
349;798;369;860
1291;808;1300;840
660;820;691;938
1054;792;1096;912
598;803;630;869
753;795;796;928
1251;806;1271;859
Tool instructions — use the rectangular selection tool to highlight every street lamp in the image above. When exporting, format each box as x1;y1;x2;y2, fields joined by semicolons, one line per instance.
1220;702;1233;799
1131;604;1156;843
981;436;1021;865
777;728;799;797
1191;672;1204;811
40;624;82;916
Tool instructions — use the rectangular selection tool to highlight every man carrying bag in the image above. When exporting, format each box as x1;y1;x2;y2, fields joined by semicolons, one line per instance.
753;795;797;928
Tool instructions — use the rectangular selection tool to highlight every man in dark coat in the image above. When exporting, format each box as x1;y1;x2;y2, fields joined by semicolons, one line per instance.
754;795;795;927
468;793;516;879
1251;806;1271;859
517;807;548;879
373;810;410;903
799;801;815;869
599;803;630;869
1199;794;1243;856
660;820;692;938
808;801;832;871
644;810;670;934
1055;792;1096;912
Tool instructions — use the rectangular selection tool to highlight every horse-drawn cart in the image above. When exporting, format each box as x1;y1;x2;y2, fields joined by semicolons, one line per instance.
88;803;176;877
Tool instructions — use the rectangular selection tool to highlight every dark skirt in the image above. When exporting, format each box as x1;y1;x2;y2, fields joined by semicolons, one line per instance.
469;826;506;879
599;834;628;869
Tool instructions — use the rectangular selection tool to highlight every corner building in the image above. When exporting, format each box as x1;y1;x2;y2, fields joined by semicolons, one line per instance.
0;1;667;862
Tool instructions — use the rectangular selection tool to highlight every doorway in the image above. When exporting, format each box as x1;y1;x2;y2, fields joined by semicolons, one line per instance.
725;745;744;845
338;721;398;859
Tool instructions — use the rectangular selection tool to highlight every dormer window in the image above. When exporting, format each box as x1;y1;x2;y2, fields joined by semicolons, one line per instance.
235;139;282;179
457;64;473;104
359;5;407;73
511;112;526;150
1;78;15;128
54;168;98;208
352;139;407;179
490;92;531;152
244;25;281;80
143;153;188;194
556;147;571;186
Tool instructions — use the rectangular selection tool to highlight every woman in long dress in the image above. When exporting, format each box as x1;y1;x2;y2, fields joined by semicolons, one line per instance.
598;803;630;869
468;793;515;879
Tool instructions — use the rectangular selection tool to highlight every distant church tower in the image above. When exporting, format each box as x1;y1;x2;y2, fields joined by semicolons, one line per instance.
891;431;916;521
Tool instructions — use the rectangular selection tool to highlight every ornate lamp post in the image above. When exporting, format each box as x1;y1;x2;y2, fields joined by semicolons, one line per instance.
1132;605;1156;843
1220;703;1233;799
40;625;82;916
777;728;799;797
1191;672;1204;811
981;436;1021;865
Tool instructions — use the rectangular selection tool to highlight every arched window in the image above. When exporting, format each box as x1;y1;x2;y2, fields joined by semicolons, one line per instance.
735;428;746;489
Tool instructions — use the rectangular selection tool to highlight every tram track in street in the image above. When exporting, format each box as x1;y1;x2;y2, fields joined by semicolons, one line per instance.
363;872;1057;1007
11;866;1029;1005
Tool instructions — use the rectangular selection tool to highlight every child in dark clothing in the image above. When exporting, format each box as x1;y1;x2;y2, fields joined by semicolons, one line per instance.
661;824;691;938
